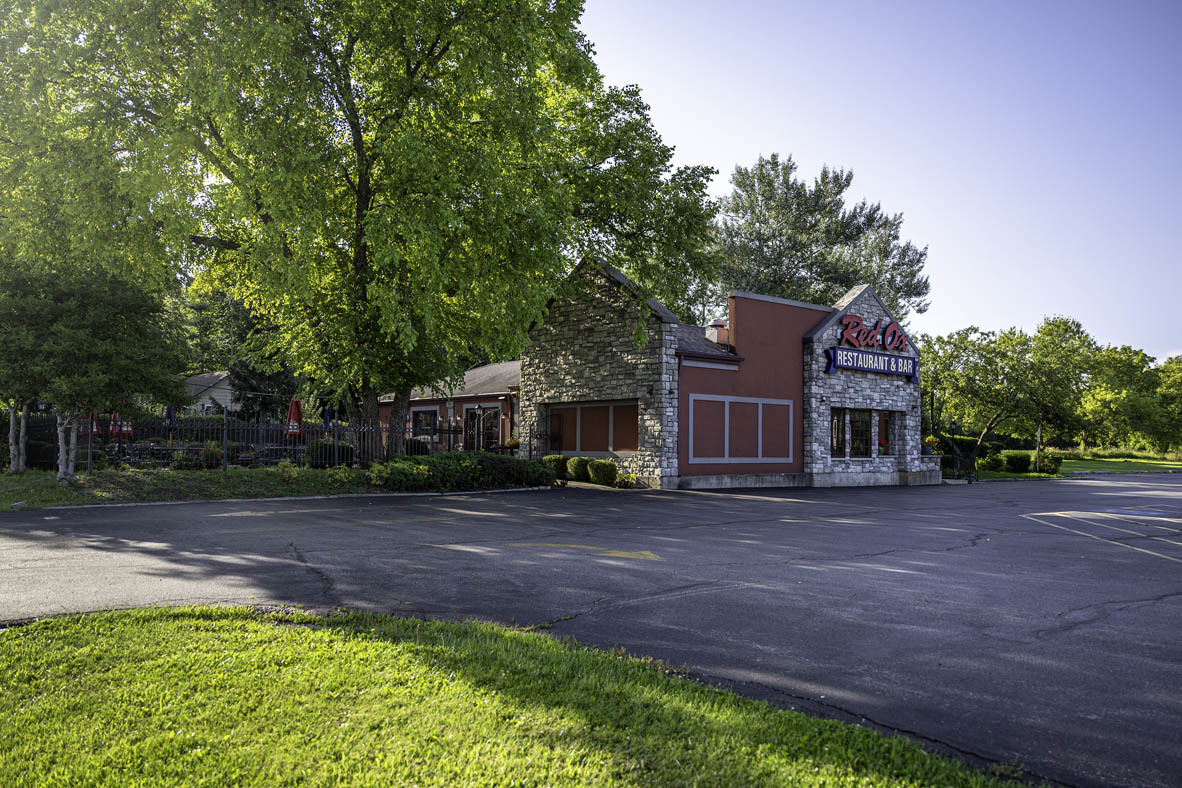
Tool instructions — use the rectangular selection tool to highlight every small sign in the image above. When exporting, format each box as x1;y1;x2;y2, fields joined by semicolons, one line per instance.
825;347;918;383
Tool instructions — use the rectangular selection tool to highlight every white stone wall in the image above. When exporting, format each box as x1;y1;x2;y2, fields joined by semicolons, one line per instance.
802;291;934;483
519;268;679;488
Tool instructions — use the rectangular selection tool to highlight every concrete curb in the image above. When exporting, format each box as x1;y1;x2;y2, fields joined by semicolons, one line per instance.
39;486;552;511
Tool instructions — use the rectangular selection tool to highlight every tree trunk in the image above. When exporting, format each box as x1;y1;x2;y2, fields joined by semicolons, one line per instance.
8;400;29;474
344;386;384;465
384;389;410;459
56;411;79;484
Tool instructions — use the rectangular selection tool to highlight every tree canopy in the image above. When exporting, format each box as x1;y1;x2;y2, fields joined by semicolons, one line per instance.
4;0;718;457
713;153;930;321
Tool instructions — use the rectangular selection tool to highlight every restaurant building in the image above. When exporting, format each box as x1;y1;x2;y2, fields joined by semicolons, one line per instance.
518;263;940;489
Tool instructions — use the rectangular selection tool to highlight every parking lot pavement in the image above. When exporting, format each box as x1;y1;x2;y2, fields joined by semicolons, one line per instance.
3;475;1181;787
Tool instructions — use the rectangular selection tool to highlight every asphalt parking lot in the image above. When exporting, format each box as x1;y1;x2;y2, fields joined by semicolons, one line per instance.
2;474;1180;787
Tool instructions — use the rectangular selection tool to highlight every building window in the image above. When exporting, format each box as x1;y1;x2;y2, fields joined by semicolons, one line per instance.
412;410;437;437
547;401;638;453
877;411;893;456
850;409;871;457
830;408;845;458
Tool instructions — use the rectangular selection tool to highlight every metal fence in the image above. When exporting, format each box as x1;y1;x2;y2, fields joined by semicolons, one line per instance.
76;413;468;471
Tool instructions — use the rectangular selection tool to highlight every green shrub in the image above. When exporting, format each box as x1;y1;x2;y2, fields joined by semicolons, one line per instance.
1003;451;1031;473
170;450;203;471
568;456;592;482
276;459;300;480
1056;449;1084;461
976;453;1004;472
325;465;357;485
306;439;355;468
541;454;569;480
587;459;618;486
366;452;554;492
404;438;430;456
615;473;638;489
983;441;1004;458
201;442;225;469
1035;450;1063;474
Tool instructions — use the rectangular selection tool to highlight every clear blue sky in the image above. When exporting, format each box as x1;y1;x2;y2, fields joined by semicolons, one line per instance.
579;0;1182;362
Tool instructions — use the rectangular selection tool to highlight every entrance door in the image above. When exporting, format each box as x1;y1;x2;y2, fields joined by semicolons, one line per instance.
464;407;500;451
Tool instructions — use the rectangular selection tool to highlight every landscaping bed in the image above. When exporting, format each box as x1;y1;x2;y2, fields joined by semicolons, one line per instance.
1;453;554;511
0;607;1025;788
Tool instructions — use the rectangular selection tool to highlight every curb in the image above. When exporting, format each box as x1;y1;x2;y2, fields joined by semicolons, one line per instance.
37;486;552;511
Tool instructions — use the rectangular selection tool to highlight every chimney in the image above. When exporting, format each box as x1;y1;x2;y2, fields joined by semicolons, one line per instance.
706;317;729;347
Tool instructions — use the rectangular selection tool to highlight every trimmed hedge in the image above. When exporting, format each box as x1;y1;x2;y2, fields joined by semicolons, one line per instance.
306;439;356;468
568;456;592;482
1003;451;1031;473
976;453;1004;472
541;455;569;480
366;452;554;492
587;459;618;486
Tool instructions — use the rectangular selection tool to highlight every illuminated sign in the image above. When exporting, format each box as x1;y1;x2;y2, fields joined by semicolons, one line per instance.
824;347;918;383
838;314;909;352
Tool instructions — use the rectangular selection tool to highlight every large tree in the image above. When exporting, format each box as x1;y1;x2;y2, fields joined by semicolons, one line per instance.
714;153;929;321
8;0;717;458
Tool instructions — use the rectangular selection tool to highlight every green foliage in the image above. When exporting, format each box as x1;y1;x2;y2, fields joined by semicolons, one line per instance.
1034;450;1063;474
713;153;930;321
587;459;618;486
7;1;717;441
306;439;354;469
1003;451;1031;474
568;456;592;482
541;454;569;480
170;451;203;471
325;465;358;486
615;473;638;489
201;442;224;470
366;453;553;493
976;454;1004;472
0;607;1028;788
276;460;300;481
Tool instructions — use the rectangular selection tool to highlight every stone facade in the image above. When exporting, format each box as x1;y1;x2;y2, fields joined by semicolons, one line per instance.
802;288;941;486
519;267;679;488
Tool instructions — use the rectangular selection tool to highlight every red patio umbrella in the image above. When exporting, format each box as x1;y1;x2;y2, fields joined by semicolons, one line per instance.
108;412;132;440
89;411;101;437
285;396;303;439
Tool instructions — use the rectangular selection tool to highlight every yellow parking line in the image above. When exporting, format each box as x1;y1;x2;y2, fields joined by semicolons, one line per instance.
1022;514;1182;564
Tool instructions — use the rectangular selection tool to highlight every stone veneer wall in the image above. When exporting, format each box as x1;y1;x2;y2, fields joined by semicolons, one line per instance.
802;290;938;486
519;269;679;488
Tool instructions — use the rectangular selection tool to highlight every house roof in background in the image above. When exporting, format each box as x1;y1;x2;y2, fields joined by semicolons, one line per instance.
381;360;521;403
676;325;738;359
185;371;231;397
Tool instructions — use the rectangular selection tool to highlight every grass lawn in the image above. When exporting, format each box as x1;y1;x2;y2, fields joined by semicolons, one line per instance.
0;608;1025;788
1060;457;1182;474
1;467;384;510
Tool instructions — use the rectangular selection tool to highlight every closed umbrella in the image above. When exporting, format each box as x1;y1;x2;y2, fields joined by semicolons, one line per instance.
286;396;303;439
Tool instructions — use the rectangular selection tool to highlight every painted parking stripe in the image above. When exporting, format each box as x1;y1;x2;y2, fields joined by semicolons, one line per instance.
1022;514;1182;565
1050;512;1182;548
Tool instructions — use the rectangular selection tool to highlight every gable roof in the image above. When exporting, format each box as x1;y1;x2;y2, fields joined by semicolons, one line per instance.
383;360;521;403
803;284;904;342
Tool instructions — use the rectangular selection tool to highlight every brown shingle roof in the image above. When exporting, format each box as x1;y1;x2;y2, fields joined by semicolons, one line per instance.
676;324;738;359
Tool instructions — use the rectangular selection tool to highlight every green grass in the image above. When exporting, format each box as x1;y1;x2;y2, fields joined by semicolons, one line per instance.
1060;457;1182;474
0;607;1026;788
1;467;384;510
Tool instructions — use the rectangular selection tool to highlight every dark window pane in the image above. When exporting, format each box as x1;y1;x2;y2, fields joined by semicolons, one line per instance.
830;408;845;458
850;409;871;457
878;411;893;456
